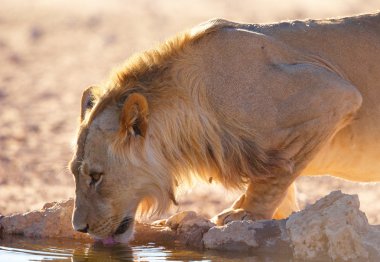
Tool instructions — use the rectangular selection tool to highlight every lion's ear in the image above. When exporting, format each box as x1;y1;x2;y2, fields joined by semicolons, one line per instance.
119;93;149;139
80;86;98;121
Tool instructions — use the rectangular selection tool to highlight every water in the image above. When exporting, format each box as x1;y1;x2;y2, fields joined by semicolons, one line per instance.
0;236;292;261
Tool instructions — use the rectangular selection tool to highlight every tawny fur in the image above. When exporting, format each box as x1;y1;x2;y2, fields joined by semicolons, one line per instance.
86;19;289;205
70;12;380;240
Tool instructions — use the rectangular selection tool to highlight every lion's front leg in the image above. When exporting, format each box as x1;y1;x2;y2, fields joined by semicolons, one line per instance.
273;182;299;219
213;176;294;226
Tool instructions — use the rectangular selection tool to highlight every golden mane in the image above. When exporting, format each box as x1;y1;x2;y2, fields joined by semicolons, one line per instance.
88;19;238;124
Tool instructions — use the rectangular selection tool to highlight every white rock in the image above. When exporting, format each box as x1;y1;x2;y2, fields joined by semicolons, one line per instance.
286;190;373;261
203;220;260;250
0;199;88;239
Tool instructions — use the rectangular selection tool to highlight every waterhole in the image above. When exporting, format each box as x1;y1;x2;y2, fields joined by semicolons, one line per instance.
0;236;293;261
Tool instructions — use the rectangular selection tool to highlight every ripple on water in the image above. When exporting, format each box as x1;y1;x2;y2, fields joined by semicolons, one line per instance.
0;235;293;261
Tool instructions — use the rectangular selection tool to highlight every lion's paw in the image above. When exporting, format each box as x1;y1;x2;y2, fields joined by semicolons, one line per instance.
212;208;255;226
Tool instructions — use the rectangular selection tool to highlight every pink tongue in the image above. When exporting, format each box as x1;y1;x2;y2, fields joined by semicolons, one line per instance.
101;236;117;245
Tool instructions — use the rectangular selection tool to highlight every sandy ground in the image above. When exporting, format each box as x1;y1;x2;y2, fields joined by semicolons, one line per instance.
1;0;379;224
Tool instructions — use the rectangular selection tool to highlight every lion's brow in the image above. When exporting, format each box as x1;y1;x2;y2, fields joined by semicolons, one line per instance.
72;126;90;177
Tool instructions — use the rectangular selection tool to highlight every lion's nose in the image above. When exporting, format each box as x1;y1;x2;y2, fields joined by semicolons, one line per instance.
76;224;89;233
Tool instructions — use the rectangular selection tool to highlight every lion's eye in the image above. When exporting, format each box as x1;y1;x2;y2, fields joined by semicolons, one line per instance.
89;172;103;186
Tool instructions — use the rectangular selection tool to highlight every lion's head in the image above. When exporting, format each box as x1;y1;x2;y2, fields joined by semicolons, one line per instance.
69;83;178;243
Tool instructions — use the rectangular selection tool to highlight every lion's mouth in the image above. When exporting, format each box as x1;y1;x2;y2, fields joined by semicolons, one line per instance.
114;216;133;235
95;216;134;245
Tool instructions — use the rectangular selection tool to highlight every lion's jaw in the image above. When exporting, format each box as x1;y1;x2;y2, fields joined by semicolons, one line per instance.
92;215;136;244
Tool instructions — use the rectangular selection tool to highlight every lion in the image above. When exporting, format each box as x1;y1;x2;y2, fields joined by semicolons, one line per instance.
69;12;380;243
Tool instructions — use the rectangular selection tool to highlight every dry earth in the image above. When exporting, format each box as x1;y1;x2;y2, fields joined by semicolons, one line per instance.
1;0;380;224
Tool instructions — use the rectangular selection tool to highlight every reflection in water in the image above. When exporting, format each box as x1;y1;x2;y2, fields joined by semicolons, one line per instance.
72;242;164;261
0;235;293;261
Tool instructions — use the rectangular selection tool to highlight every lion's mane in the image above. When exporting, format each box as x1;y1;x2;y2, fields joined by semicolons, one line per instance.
85;19;287;216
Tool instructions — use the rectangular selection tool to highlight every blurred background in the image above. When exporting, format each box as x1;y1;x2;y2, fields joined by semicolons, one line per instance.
1;0;379;223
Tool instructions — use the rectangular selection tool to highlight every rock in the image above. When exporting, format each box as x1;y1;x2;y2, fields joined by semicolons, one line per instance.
0;199;88;239
286;190;379;261
29;26;44;41
8;53;22;64
204;220;260;249
203;219;292;254
172;212;215;248
86;15;102;29
202;191;380;260
0;89;7;100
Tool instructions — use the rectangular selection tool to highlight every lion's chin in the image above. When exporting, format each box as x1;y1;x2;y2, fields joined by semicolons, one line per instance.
95;225;135;245
112;226;135;244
